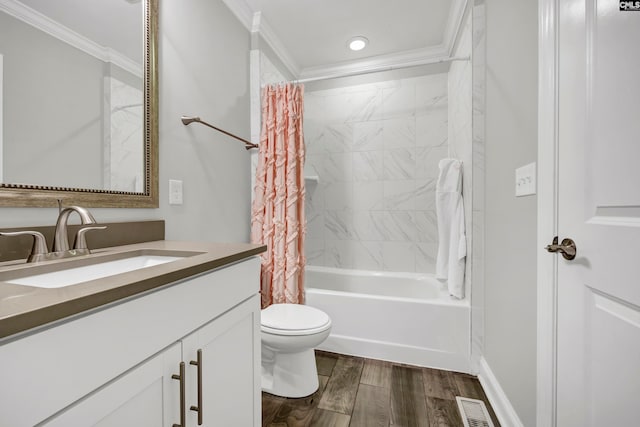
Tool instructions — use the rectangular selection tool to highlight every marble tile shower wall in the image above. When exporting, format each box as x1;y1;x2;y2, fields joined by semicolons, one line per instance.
303;74;448;273
448;10;473;299
471;2;486;372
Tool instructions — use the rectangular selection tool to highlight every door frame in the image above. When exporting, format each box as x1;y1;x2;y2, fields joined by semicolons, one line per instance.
537;0;559;426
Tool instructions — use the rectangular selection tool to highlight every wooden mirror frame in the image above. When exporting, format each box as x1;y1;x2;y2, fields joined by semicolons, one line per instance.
0;0;159;208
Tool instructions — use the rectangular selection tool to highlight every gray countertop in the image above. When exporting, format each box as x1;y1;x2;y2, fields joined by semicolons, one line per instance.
0;240;266;340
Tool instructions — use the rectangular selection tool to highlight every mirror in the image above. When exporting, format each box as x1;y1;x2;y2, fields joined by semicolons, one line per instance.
0;0;158;207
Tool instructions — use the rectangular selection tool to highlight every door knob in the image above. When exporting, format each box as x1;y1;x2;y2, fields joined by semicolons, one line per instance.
545;236;577;260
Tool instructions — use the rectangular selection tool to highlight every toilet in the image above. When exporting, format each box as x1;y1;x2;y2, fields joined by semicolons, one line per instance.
260;303;332;398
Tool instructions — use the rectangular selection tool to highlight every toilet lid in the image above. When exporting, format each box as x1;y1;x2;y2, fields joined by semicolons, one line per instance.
261;304;330;332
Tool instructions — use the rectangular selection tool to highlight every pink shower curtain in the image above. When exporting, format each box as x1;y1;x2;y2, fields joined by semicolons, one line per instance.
251;83;306;308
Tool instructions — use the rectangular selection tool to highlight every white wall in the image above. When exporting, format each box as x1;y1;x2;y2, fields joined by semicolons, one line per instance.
303;73;449;273
0;0;252;244
484;0;538;425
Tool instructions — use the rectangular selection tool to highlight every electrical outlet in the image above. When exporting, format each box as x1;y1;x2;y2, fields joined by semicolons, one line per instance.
169;179;183;205
515;162;536;197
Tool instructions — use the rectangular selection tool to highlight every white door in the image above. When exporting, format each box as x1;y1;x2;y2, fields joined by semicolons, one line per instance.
43;343;181;427
556;0;640;425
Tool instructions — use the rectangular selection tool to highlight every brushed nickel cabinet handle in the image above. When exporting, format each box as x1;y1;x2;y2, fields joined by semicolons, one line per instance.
172;362;186;427
190;349;203;425
545;236;577;260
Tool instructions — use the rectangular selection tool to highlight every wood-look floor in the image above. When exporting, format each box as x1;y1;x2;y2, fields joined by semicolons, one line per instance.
262;351;500;427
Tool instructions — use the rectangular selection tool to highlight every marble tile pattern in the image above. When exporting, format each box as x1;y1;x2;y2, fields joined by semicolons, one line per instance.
448;10;473;300
303;74;448;272
106;77;144;192
470;2;486;373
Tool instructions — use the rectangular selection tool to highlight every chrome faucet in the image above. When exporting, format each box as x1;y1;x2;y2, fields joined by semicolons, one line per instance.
0;205;106;263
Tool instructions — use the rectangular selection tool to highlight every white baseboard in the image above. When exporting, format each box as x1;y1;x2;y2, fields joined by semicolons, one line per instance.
478;357;524;427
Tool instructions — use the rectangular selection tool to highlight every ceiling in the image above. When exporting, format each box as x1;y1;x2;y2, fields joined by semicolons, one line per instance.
4;0;466;80
223;0;467;79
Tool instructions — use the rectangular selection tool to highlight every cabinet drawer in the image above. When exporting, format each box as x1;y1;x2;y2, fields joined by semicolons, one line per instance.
0;256;259;427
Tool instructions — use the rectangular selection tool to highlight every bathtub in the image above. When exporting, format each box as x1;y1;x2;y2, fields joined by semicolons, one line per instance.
305;266;470;372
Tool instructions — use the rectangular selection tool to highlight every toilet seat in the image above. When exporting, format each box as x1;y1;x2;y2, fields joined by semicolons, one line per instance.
261;304;331;336
261;323;331;336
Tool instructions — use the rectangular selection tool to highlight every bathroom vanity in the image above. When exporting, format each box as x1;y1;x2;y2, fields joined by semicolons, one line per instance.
0;240;265;427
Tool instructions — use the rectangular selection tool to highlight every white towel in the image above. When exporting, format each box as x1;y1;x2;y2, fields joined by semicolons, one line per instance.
435;158;466;299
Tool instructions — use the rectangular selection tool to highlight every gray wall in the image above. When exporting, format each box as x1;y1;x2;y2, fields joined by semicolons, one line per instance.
0;11;104;189
1;0;252;244
484;0;538;425
252;34;295;82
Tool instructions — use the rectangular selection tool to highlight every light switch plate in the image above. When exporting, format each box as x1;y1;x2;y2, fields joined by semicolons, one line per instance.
169;179;183;205
515;162;536;197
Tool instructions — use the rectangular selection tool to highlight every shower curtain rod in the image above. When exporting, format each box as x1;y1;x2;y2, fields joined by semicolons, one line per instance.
181;116;258;150
294;55;471;84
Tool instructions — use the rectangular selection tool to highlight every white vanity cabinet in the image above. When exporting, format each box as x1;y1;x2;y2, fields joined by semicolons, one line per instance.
42;342;182;427
0;256;261;427
182;296;260;427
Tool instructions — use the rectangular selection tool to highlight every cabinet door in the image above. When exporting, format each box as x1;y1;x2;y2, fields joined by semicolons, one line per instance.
183;295;261;427
43;343;182;427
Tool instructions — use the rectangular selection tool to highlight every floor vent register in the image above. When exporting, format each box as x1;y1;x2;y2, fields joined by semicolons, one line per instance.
456;396;495;427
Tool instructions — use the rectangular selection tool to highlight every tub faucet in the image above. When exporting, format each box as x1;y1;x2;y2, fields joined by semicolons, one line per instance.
52;206;104;254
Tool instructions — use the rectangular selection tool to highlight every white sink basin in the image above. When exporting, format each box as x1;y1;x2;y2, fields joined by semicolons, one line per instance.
6;255;183;289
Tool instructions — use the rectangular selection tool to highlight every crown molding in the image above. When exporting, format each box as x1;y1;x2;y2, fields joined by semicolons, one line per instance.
0;0;142;77
221;0;299;76
254;13;300;77
443;0;469;57
292;0;468;80
250;10;261;33
297;44;450;80
222;0;468;80
220;0;254;30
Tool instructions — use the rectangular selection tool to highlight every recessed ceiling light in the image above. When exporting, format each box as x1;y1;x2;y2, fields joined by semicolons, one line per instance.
348;36;368;51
